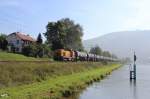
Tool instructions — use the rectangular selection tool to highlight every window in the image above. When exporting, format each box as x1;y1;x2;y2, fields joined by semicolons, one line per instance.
16;40;19;44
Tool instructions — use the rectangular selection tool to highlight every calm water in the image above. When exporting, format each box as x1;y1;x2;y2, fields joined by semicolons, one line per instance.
77;64;150;99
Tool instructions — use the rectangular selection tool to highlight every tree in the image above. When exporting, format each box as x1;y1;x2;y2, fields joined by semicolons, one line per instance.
36;33;43;44
41;44;52;58
102;51;111;57
0;34;8;50
111;54;118;59
89;46;102;55
121;57;131;64
22;43;37;57
44;18;84;50
22;43;51;58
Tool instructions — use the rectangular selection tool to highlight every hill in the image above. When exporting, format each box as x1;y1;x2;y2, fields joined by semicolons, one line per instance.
83;30;150;63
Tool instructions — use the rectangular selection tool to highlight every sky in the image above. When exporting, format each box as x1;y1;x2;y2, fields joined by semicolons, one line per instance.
0;0;150;40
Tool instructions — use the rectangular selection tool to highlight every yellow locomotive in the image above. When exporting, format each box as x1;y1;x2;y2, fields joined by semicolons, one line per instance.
54;49;75;61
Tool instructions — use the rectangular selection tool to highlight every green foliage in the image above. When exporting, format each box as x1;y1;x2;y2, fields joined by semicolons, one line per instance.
44;18;84;50
89;46;102;55
102;51;112;57
42;44;52;58
22;43;51;58
121;57;131;63
36;33;43;44
22;43;37;57
89;46;118;58
0;34;8;50
111;54;118;59
36;44;44;58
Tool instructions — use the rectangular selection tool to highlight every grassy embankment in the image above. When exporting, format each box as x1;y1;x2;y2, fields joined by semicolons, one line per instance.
0;52;121;99
0;51;50;61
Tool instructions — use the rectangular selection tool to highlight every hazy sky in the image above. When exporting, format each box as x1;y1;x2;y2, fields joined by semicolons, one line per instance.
0;0;150;40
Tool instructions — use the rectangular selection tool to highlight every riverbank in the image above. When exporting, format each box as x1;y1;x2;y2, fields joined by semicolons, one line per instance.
0;62;121;99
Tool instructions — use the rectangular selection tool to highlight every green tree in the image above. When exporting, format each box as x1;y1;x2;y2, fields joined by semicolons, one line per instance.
111;54;118;59
42;44;52;58
22;43;51;58
0;34;8;50
102;51;111;57
121;57;131;63
22;43;37;57
89;46;102;55
44;18;84;50
36;33;43;44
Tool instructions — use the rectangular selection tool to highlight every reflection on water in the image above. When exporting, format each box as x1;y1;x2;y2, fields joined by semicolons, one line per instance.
130;80;137;99
69;64;150;99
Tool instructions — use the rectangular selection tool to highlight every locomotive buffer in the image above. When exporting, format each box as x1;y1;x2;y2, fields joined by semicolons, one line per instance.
130;52;137;80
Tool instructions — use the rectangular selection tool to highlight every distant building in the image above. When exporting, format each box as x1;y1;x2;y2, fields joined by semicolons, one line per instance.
6;32;36;52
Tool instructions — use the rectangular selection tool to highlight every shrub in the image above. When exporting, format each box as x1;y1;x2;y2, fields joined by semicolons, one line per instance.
0;34;8;51
22;43;37;57
22;43;52;58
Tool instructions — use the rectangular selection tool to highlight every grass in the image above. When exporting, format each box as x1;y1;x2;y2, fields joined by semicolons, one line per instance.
0;62;105;87
0;62;121;99
0;51;121;99
0;51;50;61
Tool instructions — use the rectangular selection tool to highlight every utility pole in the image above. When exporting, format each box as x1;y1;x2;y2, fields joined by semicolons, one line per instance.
130;52;137;80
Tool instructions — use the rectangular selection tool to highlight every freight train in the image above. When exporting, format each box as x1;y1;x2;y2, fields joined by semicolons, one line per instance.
54;49;118;62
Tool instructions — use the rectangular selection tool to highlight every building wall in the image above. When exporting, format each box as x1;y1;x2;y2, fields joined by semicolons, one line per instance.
6;34;23;52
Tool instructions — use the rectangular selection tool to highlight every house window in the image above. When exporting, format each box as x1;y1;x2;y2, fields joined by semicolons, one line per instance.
16;40;19;44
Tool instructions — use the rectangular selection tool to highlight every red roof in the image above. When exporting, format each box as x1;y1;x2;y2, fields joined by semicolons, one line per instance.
11;32;36;42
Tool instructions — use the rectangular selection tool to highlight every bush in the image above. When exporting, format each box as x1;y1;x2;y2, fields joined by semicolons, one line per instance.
22;43;37;57
0;34;8;51
22;43;52;58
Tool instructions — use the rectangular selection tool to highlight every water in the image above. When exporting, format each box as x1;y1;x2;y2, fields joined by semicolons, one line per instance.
77;64;150;99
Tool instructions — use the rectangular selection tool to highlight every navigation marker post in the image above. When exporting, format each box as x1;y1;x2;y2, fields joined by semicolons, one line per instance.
130;52;137;80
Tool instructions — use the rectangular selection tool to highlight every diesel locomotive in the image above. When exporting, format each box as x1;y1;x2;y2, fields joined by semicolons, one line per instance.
54;49;118;62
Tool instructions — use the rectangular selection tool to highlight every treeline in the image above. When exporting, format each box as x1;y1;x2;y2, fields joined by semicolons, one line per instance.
89;46;117;58
0;18;117;59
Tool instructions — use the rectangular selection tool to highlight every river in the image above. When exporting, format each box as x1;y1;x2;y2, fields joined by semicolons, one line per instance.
71;64;150;99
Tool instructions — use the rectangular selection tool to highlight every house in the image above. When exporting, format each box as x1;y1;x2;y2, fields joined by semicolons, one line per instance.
6;32;36;52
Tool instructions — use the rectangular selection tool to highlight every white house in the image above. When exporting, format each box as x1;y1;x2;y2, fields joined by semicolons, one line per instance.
6;32;36;52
